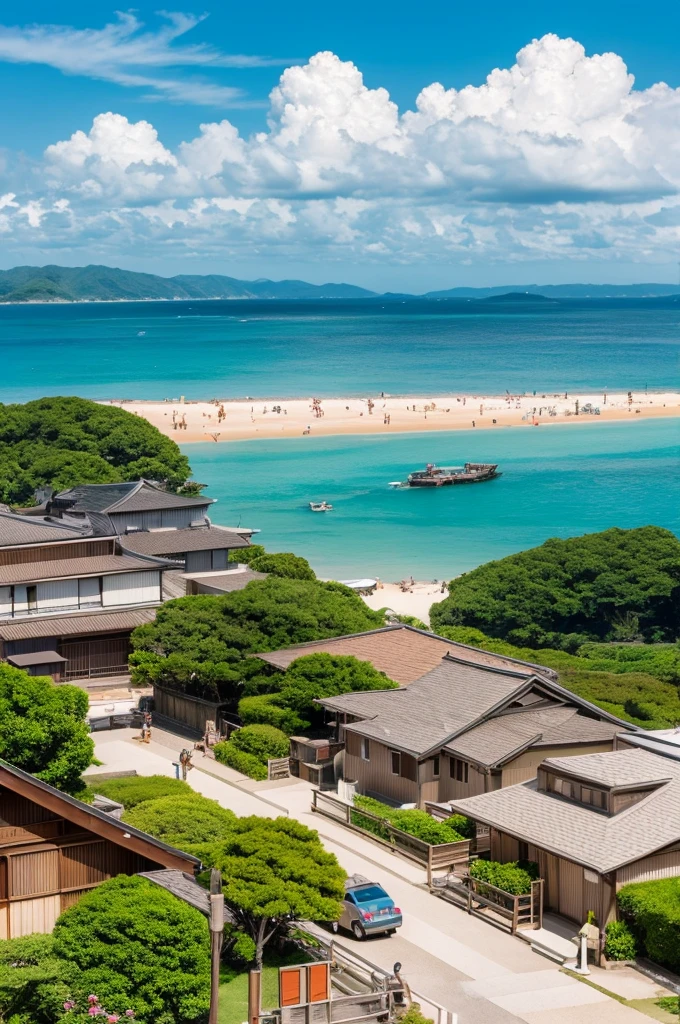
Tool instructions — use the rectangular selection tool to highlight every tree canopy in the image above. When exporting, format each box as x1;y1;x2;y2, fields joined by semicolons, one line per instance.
130;578;384;701
239;653;398;733
430;526;680;649
52;875;210;1024
249;552;316;580
0;396;191;503
0;665;93;793
207;816;345;969
123;794;236;853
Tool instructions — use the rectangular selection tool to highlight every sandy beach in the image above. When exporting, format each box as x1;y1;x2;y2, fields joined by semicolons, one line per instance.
110;391;680;443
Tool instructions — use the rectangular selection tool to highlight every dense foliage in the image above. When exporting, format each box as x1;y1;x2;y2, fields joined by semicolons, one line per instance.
214;724;290;780
468;859;538;895
0;396;191;502
0;933;71;1024
239;654;398;733
431;527;680;648
248;552;316;580
436;625;680;729
52;875;210;1024
397;1004;435;1024
0;665;93;793
351;795;473;845
207;816;345;969
604;920;637;961
130;579;384;700
618;878;680;972
84;773;193;808
123;794;236;852
229;543;265;565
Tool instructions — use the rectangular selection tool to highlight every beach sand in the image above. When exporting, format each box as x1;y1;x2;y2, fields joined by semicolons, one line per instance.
361;581;446;625
111;390;680;444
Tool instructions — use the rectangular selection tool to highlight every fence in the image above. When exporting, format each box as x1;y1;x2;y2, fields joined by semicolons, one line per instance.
311;790;471;884
432;874;543;934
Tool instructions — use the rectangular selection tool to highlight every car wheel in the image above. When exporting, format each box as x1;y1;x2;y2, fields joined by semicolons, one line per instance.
351;921;366;940
387;929;397;935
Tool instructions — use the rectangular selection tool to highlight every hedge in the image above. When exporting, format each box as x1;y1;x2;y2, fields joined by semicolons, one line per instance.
238;693;306;734
469;859;538;895
604;920;637;961
214;724;290;780
618;878;680;972
123;795;236;851
350;795;471;846
84;774;192;809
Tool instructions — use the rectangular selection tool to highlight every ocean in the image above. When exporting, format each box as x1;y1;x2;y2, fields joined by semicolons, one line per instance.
1;297;678;579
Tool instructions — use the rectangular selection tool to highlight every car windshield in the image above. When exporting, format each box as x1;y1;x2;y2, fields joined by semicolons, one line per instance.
353;885;389;902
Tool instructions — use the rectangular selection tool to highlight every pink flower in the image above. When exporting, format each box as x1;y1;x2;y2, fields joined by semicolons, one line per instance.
63;1001;75;1011
125;1012;135;1019
107;1016;120;1022
88;1010;99;1017
88;995;99;1003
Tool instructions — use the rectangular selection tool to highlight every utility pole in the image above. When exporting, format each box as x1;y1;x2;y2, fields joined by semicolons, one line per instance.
209;868;224;1024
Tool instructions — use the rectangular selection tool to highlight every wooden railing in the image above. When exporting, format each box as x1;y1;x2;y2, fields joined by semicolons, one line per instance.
311;790;471;883
432;874;544;934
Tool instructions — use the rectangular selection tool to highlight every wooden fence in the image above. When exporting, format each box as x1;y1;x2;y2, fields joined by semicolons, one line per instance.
267;757;291;781
432;874;544;934
311;790;471;883
153;686;227;738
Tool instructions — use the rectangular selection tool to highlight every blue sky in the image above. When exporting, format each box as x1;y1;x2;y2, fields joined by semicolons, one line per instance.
1;1;679;290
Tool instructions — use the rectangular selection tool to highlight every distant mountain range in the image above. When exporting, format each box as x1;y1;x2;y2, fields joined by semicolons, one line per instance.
0;264;678;303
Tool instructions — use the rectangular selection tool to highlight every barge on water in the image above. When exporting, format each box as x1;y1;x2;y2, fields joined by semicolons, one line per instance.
407;462;501;486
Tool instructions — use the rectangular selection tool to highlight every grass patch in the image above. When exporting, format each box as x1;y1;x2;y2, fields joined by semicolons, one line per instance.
218;950;314;1024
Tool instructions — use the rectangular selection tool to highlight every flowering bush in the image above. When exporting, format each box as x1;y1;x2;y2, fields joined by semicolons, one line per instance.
61;993;135;1021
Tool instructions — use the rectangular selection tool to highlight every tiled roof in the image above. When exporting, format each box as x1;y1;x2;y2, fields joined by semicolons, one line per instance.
0;606;157;640
55;480;213;514
542;749;674;788
120;526;249;556
185;568;268;593
449;749;680;873
0;511;92;548
0;554;164;585
7;651;67;666
256;624;554;685
444;708;621;767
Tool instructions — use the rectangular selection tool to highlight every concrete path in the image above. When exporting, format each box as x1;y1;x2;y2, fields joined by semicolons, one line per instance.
91;731;655;1024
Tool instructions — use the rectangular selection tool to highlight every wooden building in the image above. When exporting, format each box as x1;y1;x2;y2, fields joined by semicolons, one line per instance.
449;748;680;926
0;759;199;938
317;652;631;808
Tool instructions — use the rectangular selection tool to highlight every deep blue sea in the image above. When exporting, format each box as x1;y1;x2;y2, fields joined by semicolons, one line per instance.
1;297;678;578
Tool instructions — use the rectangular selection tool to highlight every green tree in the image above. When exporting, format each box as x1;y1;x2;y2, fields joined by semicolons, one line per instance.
52;875;211;1024
0;933;71;1024
229;544;266;566
0;396;191;503
0;665;93;793
207;817;345;969
249;552;316;580
430;527;680;648
123;794;236;852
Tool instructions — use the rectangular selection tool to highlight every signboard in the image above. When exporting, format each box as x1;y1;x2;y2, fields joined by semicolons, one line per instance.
279;962;331;1009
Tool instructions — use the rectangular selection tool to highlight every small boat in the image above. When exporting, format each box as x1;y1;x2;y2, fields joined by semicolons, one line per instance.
137;331;146;336
407;462;501;487
309;501;334;512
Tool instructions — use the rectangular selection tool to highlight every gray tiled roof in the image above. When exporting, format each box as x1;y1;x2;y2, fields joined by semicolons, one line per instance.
0;606;157;640
0;554;164;585
120;526;249;556
449;749;680;873
186;568;268;593
542;749;673;788
55;480;213;514
0;511;92;548
444;708;621;767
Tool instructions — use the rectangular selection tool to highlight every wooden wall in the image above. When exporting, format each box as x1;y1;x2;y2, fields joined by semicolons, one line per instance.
153;685;224;737
344;734;419;805
438;756;488;801
501;742;614;787
0;540;113;567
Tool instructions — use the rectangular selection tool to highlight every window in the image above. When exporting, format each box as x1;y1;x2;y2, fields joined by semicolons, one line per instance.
432;756;440;778
449;758;468;783
390;751;400;775
26;586;37;612
361;737;370;761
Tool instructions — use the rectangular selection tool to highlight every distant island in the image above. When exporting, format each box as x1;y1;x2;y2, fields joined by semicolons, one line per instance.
0;264;678;303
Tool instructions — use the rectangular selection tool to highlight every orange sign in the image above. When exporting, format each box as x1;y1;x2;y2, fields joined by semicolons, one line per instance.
279;963;331;1008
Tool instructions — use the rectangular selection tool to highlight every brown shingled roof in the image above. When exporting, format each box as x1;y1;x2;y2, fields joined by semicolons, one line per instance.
0;606;158;641
120;526;249;557
0;554;165;585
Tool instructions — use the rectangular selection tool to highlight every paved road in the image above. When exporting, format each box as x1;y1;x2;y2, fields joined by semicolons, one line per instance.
90;732;651;1024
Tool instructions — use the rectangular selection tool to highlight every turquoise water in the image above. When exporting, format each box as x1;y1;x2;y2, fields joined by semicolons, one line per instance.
0;297;679;401
188;418;680;580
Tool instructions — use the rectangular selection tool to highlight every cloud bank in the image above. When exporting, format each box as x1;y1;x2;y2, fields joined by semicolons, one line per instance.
3;34;680;270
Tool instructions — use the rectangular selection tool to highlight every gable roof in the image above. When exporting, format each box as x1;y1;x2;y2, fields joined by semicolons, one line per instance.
0;606;157;641
448;748;680;873
0;553;167;586
256;624;556;686
0;510;97;549
0;759;199;872
120;525;249;557
321;653;631;758
53;480;214;515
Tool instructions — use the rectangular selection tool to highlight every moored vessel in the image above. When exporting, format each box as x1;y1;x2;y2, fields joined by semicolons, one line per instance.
407;462;500;486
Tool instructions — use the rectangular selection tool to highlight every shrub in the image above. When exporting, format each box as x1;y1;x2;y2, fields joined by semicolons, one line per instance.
351;795;471;846
229;543;266;565
214;743;268;781
469;859;537;895
398;1003;435;1024
249;552;316;580
231;724;290;759
84;774;191;809
604;920;637;961
238;693;307;734
123;795;236;851
618;878;680;972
